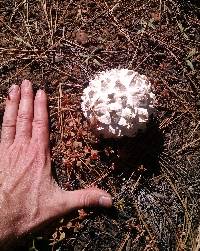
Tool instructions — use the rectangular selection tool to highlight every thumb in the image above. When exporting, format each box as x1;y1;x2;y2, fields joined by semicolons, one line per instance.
53;187;112;216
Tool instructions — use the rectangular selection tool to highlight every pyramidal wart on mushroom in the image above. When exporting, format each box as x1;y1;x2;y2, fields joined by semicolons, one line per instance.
81;68;156;138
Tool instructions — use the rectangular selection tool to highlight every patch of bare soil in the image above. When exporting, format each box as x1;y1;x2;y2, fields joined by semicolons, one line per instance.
0;0;200;250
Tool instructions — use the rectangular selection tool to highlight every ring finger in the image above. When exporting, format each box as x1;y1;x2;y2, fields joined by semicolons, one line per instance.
1;85;20;145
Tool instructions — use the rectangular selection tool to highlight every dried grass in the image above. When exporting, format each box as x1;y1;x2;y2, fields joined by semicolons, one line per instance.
0;0;199;250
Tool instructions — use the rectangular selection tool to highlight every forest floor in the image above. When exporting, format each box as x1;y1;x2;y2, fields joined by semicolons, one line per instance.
0;0;200;250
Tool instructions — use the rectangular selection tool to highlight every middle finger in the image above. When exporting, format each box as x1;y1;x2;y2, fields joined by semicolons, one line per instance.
15;80;34;140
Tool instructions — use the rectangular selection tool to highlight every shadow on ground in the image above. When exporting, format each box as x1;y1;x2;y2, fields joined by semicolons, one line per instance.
97;116;164;178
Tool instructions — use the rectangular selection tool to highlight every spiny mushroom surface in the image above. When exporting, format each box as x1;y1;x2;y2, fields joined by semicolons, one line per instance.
81;68;156;138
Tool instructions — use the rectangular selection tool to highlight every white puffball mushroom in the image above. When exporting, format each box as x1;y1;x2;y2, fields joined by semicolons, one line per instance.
81;68;156;138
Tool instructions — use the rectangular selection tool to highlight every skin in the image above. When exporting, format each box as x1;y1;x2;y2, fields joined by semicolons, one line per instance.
0;80;112;248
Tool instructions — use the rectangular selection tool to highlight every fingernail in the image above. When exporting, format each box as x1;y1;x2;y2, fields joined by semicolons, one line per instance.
22;79;32;90
99;196;112;207
36;89;44;97
9;85;19;97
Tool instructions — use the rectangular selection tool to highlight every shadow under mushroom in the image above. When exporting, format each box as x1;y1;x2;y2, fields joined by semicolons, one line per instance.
97;116;164;178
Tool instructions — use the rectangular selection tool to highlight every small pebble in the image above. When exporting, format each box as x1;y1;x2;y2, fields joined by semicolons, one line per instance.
75;30;88;45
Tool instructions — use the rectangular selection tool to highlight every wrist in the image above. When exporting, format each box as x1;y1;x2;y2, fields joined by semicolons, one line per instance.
0;234;16;251
0;215;17;250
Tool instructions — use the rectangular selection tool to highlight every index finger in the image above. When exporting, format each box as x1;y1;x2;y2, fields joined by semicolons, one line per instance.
32;89;49;146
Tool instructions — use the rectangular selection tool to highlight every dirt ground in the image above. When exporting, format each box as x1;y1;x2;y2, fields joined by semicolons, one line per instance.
0;0;200;250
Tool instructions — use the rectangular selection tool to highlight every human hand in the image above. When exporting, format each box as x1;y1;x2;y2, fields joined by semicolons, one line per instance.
0;80;112;247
